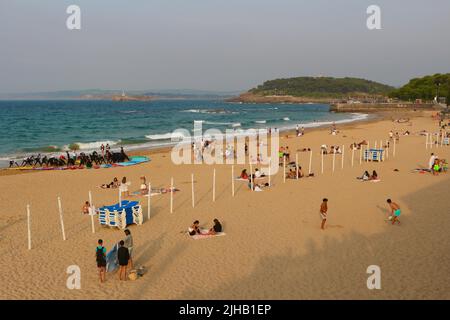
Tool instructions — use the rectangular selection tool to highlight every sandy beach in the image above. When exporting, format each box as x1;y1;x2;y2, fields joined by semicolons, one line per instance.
0;110;449;300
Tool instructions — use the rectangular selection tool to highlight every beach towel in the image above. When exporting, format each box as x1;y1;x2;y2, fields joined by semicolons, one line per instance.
189;232;226;240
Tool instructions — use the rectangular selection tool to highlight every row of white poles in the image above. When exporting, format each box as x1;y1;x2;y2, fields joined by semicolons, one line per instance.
426;131;447;149
25;138;399;249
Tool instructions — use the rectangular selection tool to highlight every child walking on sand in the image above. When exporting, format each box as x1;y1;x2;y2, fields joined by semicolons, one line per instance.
387;199;401;225
320;198;328;230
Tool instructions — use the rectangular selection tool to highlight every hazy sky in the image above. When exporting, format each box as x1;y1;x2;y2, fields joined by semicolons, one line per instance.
1;0;449;93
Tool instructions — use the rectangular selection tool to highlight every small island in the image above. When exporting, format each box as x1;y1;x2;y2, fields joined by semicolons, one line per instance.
112;91;153;102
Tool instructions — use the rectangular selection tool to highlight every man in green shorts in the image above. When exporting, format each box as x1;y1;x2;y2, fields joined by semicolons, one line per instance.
387;199;401;225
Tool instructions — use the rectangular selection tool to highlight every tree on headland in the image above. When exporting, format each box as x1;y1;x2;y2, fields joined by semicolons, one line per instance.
389;73;450;102
249;77;394;99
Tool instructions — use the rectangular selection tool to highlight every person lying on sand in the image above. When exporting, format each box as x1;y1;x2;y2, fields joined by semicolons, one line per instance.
254;168;266;178
286;168;297;179
387;199;401;225
100;177;119;189
253;182;270;191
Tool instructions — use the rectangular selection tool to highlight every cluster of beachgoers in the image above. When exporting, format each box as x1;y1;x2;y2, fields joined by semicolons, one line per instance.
2;110;449;298
9;146;131;169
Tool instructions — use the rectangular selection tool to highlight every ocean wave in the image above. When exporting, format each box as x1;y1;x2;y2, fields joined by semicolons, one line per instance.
181;109;238;115
145;132;187;140
63;140;119;150
283;117;290;121
255;120;267;124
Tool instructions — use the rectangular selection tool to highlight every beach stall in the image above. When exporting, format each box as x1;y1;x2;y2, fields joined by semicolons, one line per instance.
363;148;384;162
98;200;143;229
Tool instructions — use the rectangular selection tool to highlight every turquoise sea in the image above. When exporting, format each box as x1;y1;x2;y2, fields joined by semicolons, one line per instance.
0;99;367;166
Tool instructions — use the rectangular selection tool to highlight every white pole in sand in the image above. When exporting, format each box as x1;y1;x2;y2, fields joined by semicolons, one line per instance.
250;162;254;191
374;141;377;149
231;165;235;197
283;155;286;183
170;177;174;213
212;168;216;202
88;191;95;234
430;133;433;149
321;149;324;174
296;153;299;179
366;141;370;162
118;187;122;207
308;150;312;175
425;133;428;149
57;197;66;241
393;138;396;157
191;174;195;208
148;182;151;219
351;147;355;167
268;159;272;186
26;204;31;250
386;140;389;159
441;132;444;147
359;147;362;165
341;145;345;169
332;148;336;173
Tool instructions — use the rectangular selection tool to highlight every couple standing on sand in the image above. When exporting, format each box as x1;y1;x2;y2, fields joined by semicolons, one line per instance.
95;229;134;283
319;198;401;230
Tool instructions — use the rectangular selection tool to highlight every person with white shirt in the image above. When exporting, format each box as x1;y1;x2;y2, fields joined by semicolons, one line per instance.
429;153;438;170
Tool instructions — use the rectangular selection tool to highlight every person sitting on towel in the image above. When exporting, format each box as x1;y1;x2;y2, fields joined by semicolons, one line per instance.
370;170;378;180
140;176;148;195
189;220;201;236
240;169;249;179
208;219;222;235
357;171;370;181
82;201;91;214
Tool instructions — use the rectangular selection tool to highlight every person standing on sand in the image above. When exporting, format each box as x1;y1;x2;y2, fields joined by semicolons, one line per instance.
387;199;401;225
117;240;130;281
95;239;107;283
429;153;437;170
123;229;134;269
320;198;328;230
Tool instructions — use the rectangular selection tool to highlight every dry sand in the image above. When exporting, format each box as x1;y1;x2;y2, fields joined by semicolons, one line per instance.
0;111;449;299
